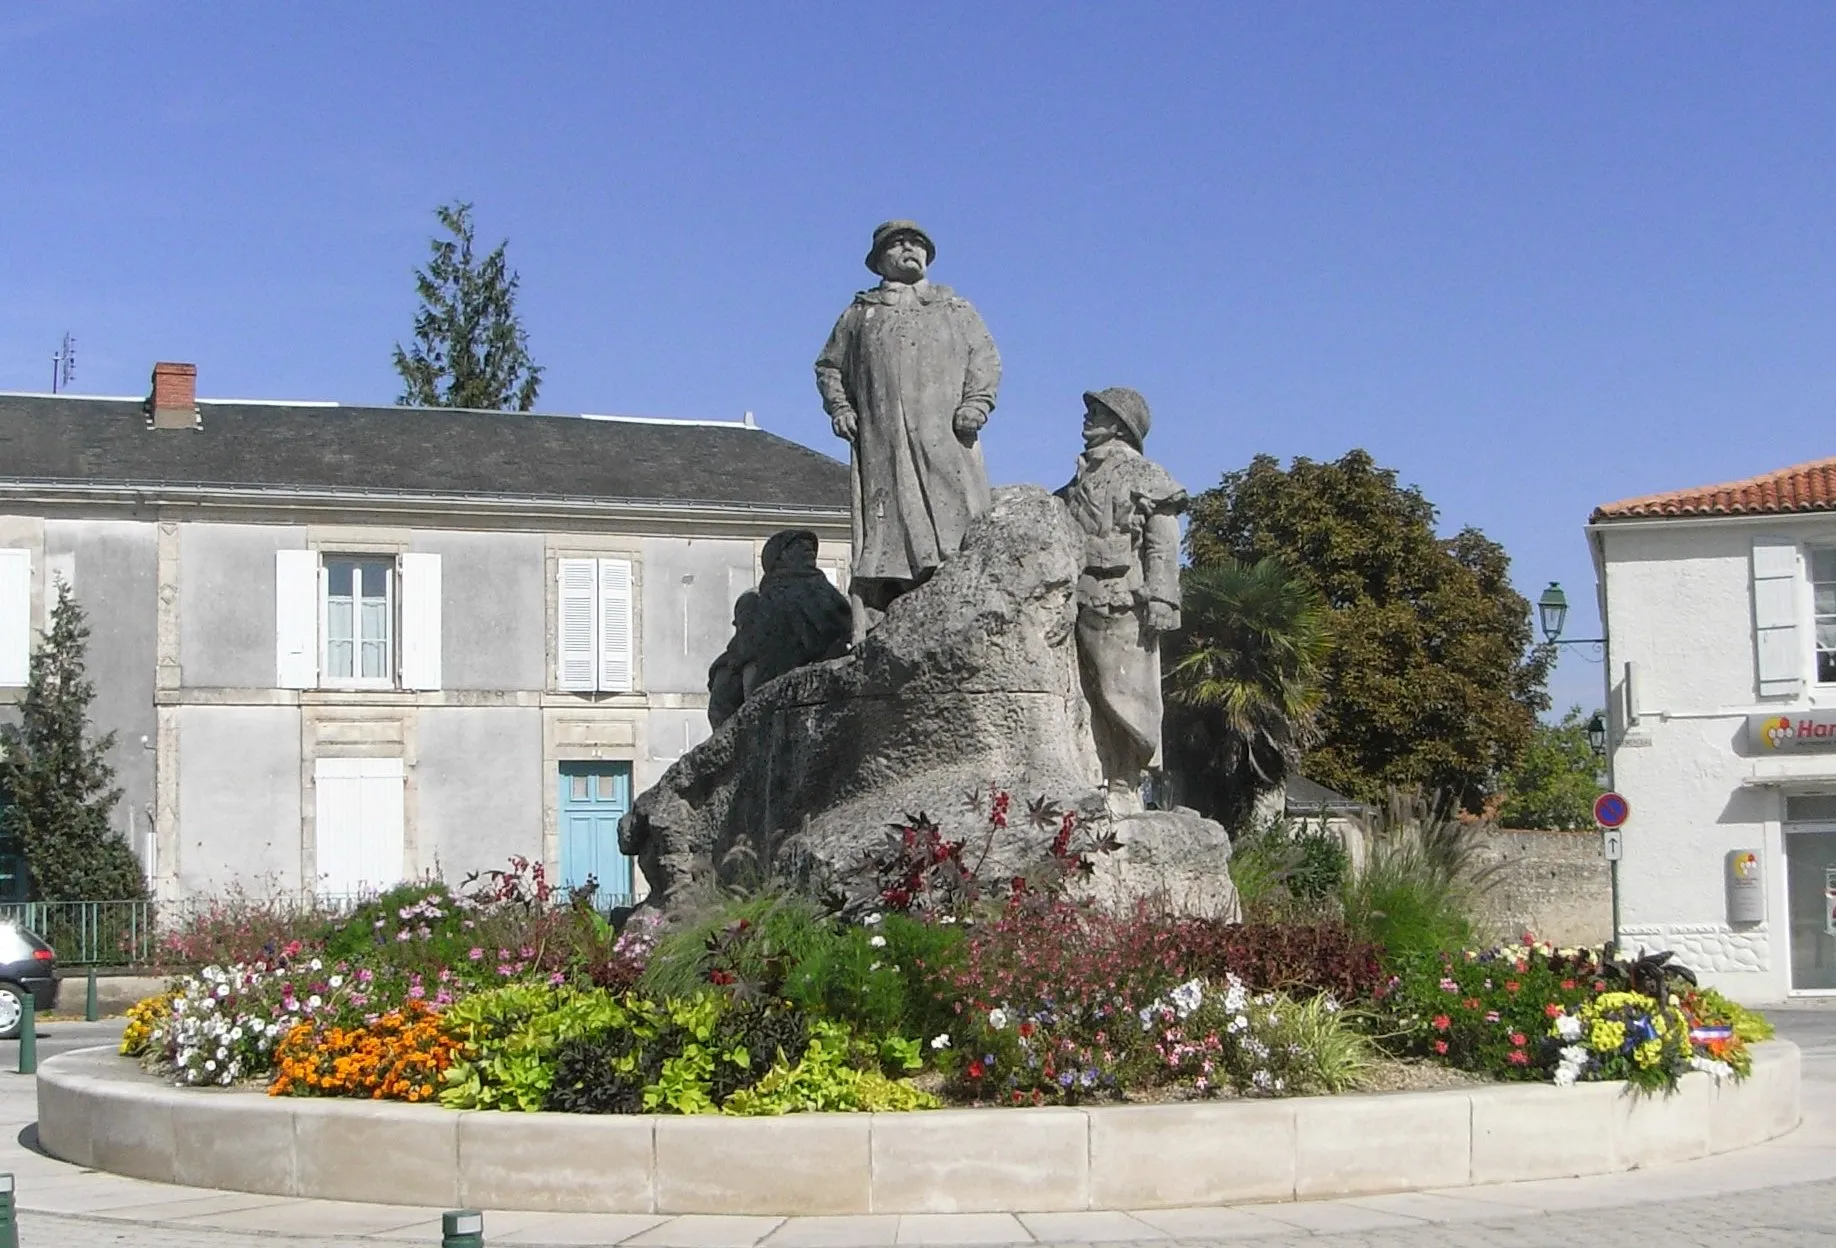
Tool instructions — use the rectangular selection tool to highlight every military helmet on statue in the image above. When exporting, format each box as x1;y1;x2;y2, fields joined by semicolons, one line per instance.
864;220;937;273
1083;387;1152;449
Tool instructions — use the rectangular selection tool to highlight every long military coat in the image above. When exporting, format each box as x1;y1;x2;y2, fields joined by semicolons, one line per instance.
815;282;1000;583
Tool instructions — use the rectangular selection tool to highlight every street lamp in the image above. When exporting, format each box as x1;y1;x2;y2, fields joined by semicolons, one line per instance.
1538;582;1568;644
1535;581;1604;654
1586;710;1608;757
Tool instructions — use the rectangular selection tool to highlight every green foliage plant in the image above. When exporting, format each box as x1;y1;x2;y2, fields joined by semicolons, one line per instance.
721;1021;939;1115
1162;557;1332;827
639;889;835;1001
392;201;543;412
0;581;147;901
1185;450;1552;810
1226;815;1348;920
1339;789;1497;958
1497;706;1604;830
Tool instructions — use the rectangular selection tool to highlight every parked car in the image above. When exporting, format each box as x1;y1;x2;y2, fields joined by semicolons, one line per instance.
0;923;56;1039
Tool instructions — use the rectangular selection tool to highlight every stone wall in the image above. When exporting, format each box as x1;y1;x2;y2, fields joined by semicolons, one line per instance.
1468;829;1612;948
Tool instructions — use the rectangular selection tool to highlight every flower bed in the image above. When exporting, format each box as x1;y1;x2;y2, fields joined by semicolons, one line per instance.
122;801;1773;1117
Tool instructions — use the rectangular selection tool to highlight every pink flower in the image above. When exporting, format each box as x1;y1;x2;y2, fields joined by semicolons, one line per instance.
468;948;484;961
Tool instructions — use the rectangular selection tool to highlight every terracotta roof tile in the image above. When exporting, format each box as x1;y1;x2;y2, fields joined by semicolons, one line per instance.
1591;455;1836;522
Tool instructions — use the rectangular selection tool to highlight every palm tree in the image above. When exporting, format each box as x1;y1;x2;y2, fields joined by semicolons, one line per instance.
1162;557;1333;829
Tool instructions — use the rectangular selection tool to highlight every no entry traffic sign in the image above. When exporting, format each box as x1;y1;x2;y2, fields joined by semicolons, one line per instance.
1594;791;1630;829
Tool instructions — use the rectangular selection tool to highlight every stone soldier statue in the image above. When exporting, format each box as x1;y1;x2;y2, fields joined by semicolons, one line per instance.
749;528;851;688
704;530;850;729
706;591;759;730
815;221;1001;641
1058;388;1187;812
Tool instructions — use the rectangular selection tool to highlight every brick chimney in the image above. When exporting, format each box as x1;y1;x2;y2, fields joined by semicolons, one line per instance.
146;362;199;430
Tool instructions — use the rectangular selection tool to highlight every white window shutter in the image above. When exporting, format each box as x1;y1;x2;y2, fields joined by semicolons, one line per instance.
399;553;442;691
557;558;599;691
599;558;635;692
0;549;30;687
361;758;406;887
1753;536;1803;698
314;758;405;897
275;550;320;689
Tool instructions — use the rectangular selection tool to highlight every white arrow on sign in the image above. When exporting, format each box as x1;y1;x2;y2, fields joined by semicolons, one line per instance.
1602;830;1624;862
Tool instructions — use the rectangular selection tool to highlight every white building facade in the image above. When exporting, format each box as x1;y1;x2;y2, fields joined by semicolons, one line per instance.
0;366;851;906
1593;455;1836;1001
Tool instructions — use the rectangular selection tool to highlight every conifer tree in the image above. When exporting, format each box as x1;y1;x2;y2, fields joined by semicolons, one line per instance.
0;581;147;901
392;200;544;411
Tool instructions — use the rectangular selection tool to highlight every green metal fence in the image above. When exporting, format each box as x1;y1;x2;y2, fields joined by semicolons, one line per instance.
0;901;158;968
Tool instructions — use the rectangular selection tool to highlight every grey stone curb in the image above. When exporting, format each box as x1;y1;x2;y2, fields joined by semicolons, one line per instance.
33;1042;1804;1217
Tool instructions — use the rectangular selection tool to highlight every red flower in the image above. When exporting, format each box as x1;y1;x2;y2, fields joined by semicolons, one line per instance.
1018;1022;1035;1039
1593;980;1606;992
1432;1014;1451;1031
1510;1033;1527;1047
1462;997;1482;1011
1433;1040;1449;1054
967;1060;985;1079
1544;1002;1563;1018
1504;981;1520;993
1561;979;1578;991
1507;1050;1529;1066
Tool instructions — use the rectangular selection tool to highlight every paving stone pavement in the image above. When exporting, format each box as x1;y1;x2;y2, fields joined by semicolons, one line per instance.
10;1006;1836;1248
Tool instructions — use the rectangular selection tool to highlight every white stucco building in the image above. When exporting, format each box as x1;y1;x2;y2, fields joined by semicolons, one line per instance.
1592;454;1836;1001
0;364;851;907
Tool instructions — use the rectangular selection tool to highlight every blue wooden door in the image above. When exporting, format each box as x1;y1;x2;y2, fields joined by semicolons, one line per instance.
559;762;633;902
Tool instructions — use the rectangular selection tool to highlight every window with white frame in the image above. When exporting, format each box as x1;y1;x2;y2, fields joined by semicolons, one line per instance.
556;557;635;692
324;556;394;684
1814;548;1836;685
275;550;442;691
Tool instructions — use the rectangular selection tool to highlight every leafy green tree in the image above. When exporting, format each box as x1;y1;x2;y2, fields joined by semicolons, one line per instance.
393;201;544;411
1186;450;1552;810
1497;706;1603;830
0;582;147;900
1163;558;1332;829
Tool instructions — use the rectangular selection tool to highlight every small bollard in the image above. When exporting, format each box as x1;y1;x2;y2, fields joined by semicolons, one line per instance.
85;967;98;1022
0;1170;17;1248
16;995;34;1076
442;1209;484;1248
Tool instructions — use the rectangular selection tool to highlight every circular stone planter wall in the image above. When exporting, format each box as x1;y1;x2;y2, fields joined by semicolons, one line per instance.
37;1043;1801;1216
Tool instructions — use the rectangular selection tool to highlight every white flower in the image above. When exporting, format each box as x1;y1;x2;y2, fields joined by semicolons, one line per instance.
988;1008;1009;1031
1554;1014;1583;1042
328;975;344;989
310;958;323;971
869;962;883;972
869;935;887;948
307;995;322;1009
1553;1064;1579;1088
1559;1045;1588;1066
1169;979;1203;1018
863;912;882;926
939;915;957;924
204;1059;217;1072
931;1033;951;1050
214;983;230;998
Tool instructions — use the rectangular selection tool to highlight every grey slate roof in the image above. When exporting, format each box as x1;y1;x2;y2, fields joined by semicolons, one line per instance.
1284;775;1365;812
0;394;850;512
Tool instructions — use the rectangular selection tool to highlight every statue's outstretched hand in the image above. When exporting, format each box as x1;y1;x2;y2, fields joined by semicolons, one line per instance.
952;406;988;439
831;406;858;441
1146;601;1180;633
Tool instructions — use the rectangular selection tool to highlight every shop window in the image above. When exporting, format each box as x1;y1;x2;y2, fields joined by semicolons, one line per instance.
1787;794;1836;824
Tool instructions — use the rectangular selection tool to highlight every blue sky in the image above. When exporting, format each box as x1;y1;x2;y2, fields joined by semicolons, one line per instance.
4;3;1832;716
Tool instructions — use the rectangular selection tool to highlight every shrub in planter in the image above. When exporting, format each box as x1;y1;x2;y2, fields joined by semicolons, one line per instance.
1172;920;1385;1001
